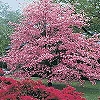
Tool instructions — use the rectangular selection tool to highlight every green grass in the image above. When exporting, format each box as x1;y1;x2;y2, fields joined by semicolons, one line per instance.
31;77;100;100
71;81;100;100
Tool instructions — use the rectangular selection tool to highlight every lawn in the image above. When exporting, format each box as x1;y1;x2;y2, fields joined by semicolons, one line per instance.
31;77;100;100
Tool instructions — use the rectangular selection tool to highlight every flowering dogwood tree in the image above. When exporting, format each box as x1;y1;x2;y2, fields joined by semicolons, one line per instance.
0;0;100;85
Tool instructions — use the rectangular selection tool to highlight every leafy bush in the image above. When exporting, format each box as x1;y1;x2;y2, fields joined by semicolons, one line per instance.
0;76;86;100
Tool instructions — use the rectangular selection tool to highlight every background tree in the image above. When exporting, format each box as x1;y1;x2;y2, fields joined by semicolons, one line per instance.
54;0;100;36
0;1;21;56
0;0;100;85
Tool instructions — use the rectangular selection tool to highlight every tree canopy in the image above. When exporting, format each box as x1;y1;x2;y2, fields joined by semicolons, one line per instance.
0;0;100;85
54;0;100;35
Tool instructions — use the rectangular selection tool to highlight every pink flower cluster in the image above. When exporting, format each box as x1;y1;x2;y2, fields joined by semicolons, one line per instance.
0;76;86;100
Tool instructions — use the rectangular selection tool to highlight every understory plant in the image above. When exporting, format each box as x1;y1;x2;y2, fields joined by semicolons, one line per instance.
0;76;86;100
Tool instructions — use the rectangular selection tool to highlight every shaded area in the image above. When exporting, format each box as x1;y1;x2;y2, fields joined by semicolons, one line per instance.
0;61;7;69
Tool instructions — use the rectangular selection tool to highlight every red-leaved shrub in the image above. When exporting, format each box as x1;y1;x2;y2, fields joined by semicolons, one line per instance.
0;76;86;100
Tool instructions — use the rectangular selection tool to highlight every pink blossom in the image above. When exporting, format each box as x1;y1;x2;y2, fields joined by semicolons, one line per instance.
0;0;100;85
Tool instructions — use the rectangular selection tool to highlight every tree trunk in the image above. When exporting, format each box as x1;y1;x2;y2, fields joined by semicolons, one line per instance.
48;82;52;87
